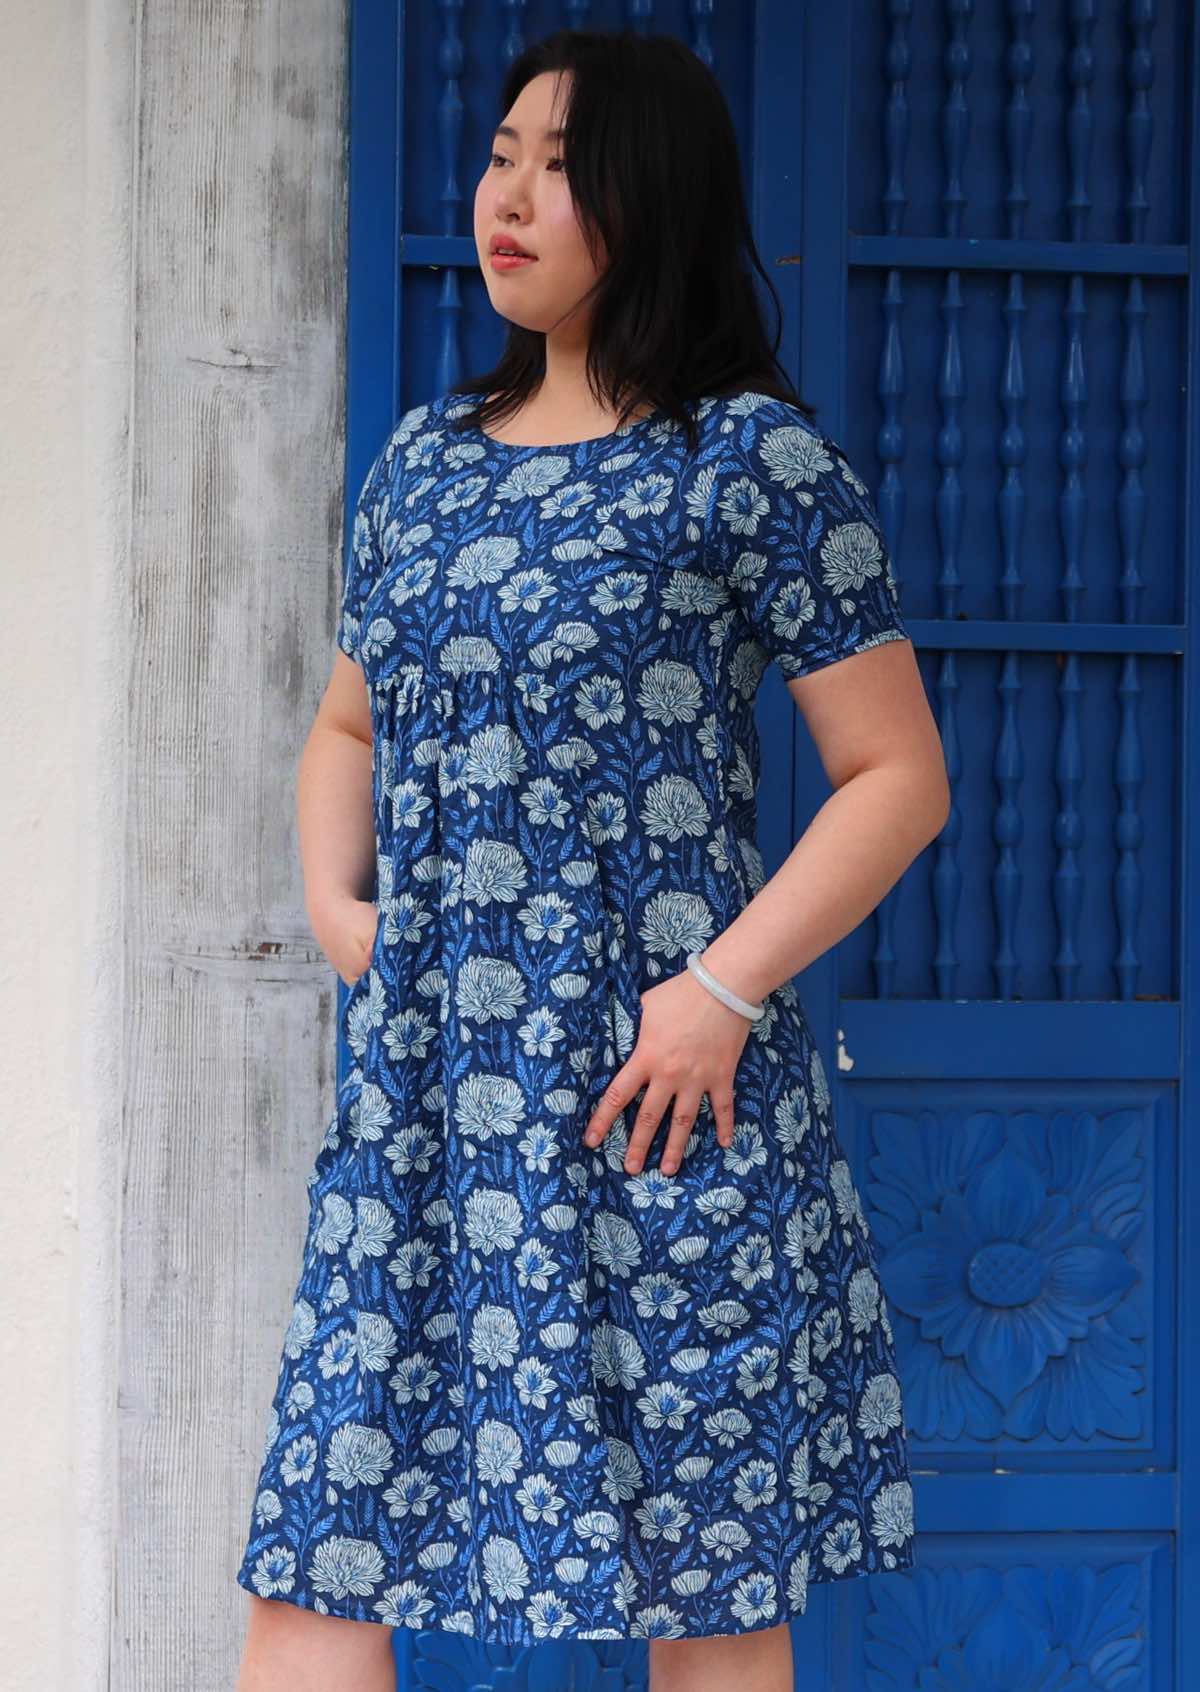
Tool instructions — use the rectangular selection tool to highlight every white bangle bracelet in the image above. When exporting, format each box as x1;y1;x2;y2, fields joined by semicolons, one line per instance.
685;949;766;1021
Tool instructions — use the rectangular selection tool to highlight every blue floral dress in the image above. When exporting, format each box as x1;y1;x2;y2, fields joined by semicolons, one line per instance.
235;386;917;1643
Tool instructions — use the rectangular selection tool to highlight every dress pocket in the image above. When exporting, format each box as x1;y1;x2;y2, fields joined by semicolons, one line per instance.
338;904;383;1030
600;935;644;1070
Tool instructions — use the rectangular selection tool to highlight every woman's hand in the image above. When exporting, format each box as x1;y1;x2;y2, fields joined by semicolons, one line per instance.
583;967;755;1175
310;893;379;988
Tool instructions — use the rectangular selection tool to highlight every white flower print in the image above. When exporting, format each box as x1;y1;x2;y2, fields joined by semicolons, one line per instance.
817;1412;853;1469
820;1517;863;1575
307;1534;386;1599
325;1423;395;1489
870;1479;914;1547
641;774;710;841
847;1265;881;1334
482;1534;531;1602
238;388;914;1642
635;1380;698;1430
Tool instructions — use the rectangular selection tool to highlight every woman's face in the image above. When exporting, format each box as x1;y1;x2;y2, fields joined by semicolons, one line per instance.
473;70;604;337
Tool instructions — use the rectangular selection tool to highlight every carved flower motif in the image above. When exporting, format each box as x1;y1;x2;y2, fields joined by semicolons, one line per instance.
867;1558;1145;1689
870;1112;1145;1441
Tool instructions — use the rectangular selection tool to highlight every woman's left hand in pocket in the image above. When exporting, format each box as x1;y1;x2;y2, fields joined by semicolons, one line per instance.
583;967;755;1175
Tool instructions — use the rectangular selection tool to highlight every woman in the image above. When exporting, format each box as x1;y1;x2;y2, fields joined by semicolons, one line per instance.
235;27;947;1692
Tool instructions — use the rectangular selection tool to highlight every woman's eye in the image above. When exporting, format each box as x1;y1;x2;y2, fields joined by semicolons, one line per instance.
489;152;566;172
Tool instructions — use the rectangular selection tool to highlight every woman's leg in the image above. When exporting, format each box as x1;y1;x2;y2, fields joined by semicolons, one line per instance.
234;1594;397;1692
649;1621;794;1692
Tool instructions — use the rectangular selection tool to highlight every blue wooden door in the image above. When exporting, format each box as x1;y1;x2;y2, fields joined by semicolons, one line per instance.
340;4;1197;1688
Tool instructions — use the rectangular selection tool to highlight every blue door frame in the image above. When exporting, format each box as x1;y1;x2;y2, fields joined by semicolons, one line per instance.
339;5;1199;1688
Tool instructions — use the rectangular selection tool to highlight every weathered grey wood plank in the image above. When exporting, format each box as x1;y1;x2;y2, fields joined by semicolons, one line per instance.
117;4;348;1685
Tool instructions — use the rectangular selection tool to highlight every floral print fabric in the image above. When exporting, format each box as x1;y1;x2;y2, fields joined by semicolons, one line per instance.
235;387;916;1642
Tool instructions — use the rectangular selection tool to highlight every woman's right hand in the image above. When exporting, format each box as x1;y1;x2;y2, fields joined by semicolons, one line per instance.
310;893;379;988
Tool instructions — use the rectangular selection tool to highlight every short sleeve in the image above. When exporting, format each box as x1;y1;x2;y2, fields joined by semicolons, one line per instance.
336;436;393;667
338;399;437;663
705;400;911;682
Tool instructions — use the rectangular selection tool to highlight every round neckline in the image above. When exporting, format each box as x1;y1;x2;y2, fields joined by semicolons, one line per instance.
462;395;671;454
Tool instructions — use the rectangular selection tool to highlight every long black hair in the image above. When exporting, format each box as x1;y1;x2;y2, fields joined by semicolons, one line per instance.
445;27;815;455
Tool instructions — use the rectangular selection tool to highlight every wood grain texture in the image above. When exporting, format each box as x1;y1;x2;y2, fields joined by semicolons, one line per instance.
116;3;347;1683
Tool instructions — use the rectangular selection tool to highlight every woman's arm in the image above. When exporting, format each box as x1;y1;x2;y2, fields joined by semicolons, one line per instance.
297;651;379;986
584;636;948;1176
698;635;948;1004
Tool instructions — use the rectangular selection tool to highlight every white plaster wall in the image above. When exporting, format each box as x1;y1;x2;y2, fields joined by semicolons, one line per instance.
0;2;118;1686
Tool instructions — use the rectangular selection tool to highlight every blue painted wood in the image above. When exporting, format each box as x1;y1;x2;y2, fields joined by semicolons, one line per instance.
837;1536;1173;1692
337;0;401;1070
893;1475;1176;1528
1177;7;1200;1689
932;262;965;998
1115;11;1152;1011
747;0;805;886
874;265;907;1000
850;233;1191;276
891;617;1183;652
404;226;1195;281
837;999;1180;1080
341;0;1196;1686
